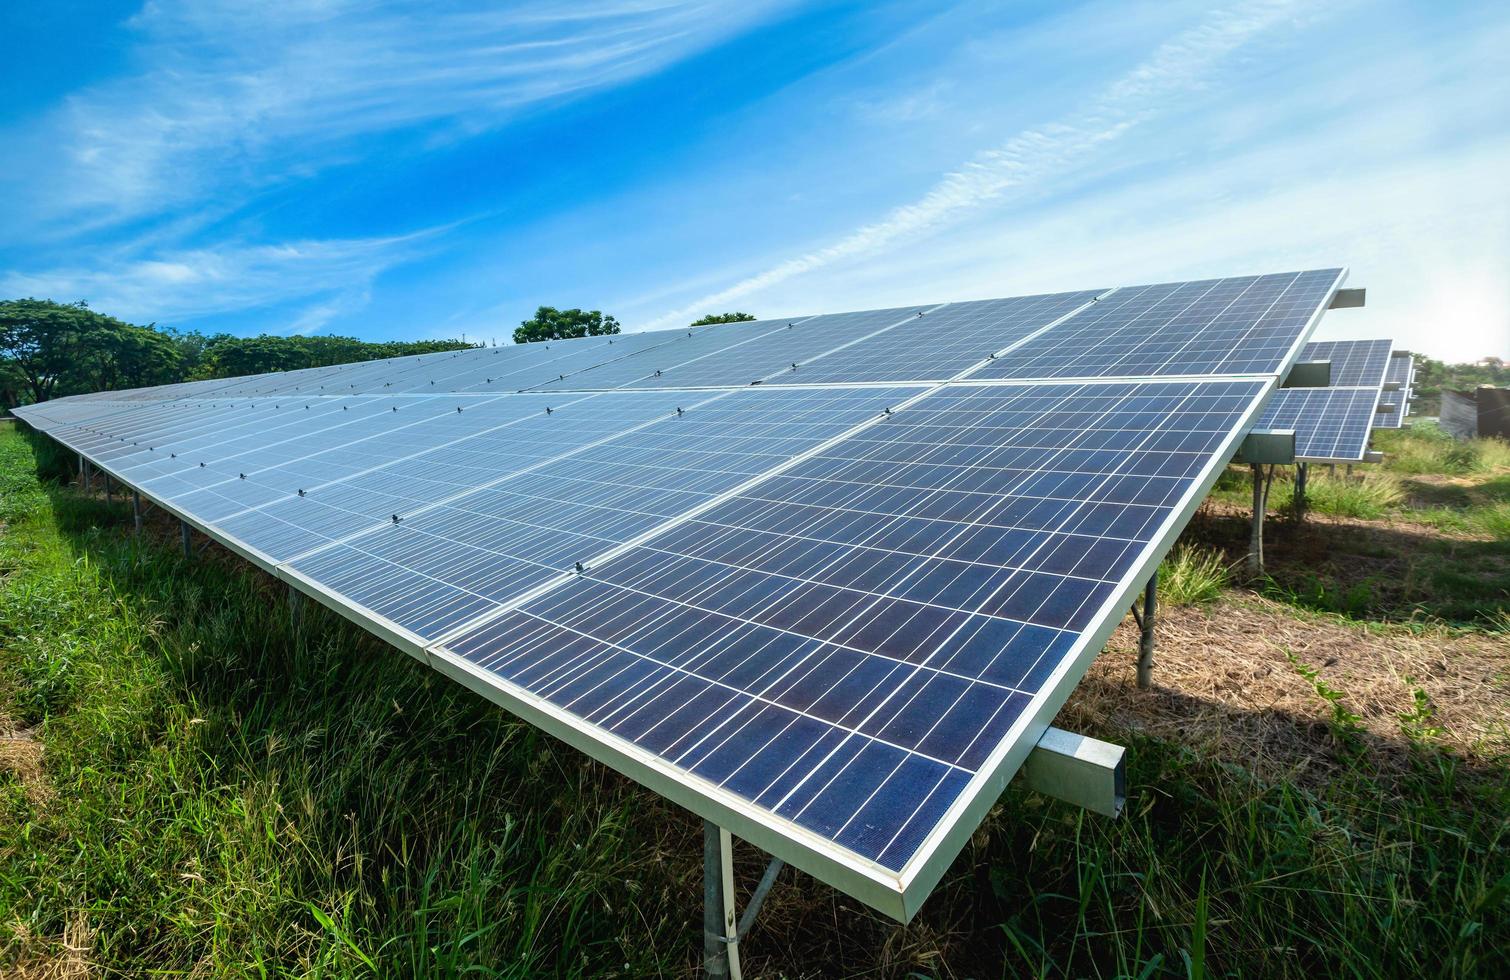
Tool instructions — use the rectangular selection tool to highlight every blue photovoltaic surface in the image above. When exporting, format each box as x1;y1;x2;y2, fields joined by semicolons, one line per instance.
1299;338;1393;388
1385;352;1413;388
440;378;1267;869
1255;386;1380;460
286;386;915;639
776;292;1103;385
977;270;1342;381
620;307;923;389
526;317;792;392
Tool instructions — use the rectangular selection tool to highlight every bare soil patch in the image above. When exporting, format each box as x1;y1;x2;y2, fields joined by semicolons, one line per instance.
1061;595;1510;788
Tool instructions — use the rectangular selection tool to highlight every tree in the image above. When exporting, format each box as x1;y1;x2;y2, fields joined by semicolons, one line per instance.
0;298;180;404
513;306;620;344
689;312;756;326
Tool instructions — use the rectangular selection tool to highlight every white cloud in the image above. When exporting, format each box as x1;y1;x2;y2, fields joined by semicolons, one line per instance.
0;232;431;328
9;0;797;233
641;0;1321;328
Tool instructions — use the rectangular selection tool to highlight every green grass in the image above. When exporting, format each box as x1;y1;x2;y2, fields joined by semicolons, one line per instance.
1156;545;1231;605
3;428;1509;976
1373;422;1510;475
1269;472;1405;520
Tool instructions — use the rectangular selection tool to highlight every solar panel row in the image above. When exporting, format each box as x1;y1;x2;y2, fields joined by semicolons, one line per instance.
11;266;1346;920
1299;338;1393;388
1375;352;1415;429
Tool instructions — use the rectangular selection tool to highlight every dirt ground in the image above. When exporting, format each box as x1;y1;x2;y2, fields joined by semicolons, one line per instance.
1063;595;1510;788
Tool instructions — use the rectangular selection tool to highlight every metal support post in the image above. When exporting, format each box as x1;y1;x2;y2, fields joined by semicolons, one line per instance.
83;459;92;493
1293;461;1308;523
703;822;731;979
1247;463;1268;577
288;584;304;638
1131;571;1157;690
132;491;142;536
702;822;783;979
105;475;113;506
181;520;193;559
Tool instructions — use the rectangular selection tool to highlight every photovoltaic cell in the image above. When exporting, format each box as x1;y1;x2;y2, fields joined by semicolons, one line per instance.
620;307;924;389
1255;386;1380;461
439;379;1268;871
286;386;915;639
977;270;1343;380
778;292;1103;385
1299;338;1393;388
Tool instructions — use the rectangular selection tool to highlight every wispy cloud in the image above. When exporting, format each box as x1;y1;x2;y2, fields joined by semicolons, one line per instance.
9;0;796;234
0;231;432;329
642;0;1318;328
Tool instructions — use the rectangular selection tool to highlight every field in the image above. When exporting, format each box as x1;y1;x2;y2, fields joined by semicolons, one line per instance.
1;422;1507;977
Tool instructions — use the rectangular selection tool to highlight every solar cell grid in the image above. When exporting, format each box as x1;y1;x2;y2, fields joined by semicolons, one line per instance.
978;270;1342;381
1255;386;1379;460
1298;338;1393;387
772;292;1103;385
286;386;915;640
620;307;922;389
527;316;793;392
440;378;1269;874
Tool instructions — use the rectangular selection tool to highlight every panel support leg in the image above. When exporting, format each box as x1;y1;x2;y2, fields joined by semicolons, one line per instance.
702;822;783;979
703;821;732;979
83;459;92;493
1247;463;1268;578
1131;570;1157;690
181;520;193;559
288;584;304;638
105;475;113;506
132;491;143;536
1293;462;1308;524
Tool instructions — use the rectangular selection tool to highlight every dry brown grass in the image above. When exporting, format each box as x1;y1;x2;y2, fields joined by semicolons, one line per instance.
1061;595;1510;788
3;914;94;979
0;713;53;812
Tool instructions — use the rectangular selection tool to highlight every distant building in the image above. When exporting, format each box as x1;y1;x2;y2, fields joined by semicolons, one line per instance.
1441;386;1510;440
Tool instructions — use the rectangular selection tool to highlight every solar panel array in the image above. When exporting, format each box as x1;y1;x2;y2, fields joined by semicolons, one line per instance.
1375;352;1416;429
12;267;1346;920
1254;337;1395;461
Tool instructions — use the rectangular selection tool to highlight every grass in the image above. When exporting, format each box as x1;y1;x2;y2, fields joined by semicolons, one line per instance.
1269;472;1405;520
1372;421;1510;475
3;427;1509;976
1156;545;1230;606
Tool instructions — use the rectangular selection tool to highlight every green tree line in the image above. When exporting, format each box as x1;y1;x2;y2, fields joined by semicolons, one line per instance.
1;298;473;409
1408;354;1508;416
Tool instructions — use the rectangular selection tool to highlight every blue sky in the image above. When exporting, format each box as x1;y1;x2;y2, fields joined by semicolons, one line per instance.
2;0;1506;360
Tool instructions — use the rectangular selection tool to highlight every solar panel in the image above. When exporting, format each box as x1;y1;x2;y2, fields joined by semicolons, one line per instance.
1255;386;1380;461
525;316;793;392
439;379;1268;891
618;307;927;389
774;292;1104;385
283;387;919;641
1374;353;1414;429
1299;338;1393;387
9;266;1346;922
1385;351;1413;389
976;270;1343;380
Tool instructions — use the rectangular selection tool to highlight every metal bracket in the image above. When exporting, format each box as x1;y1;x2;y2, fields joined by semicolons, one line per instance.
1283;360;1331;388
1020;727;1126;818
1364;450;1384;464
1328;287;1366;309
1233;428;1296;465
704;823;784;980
